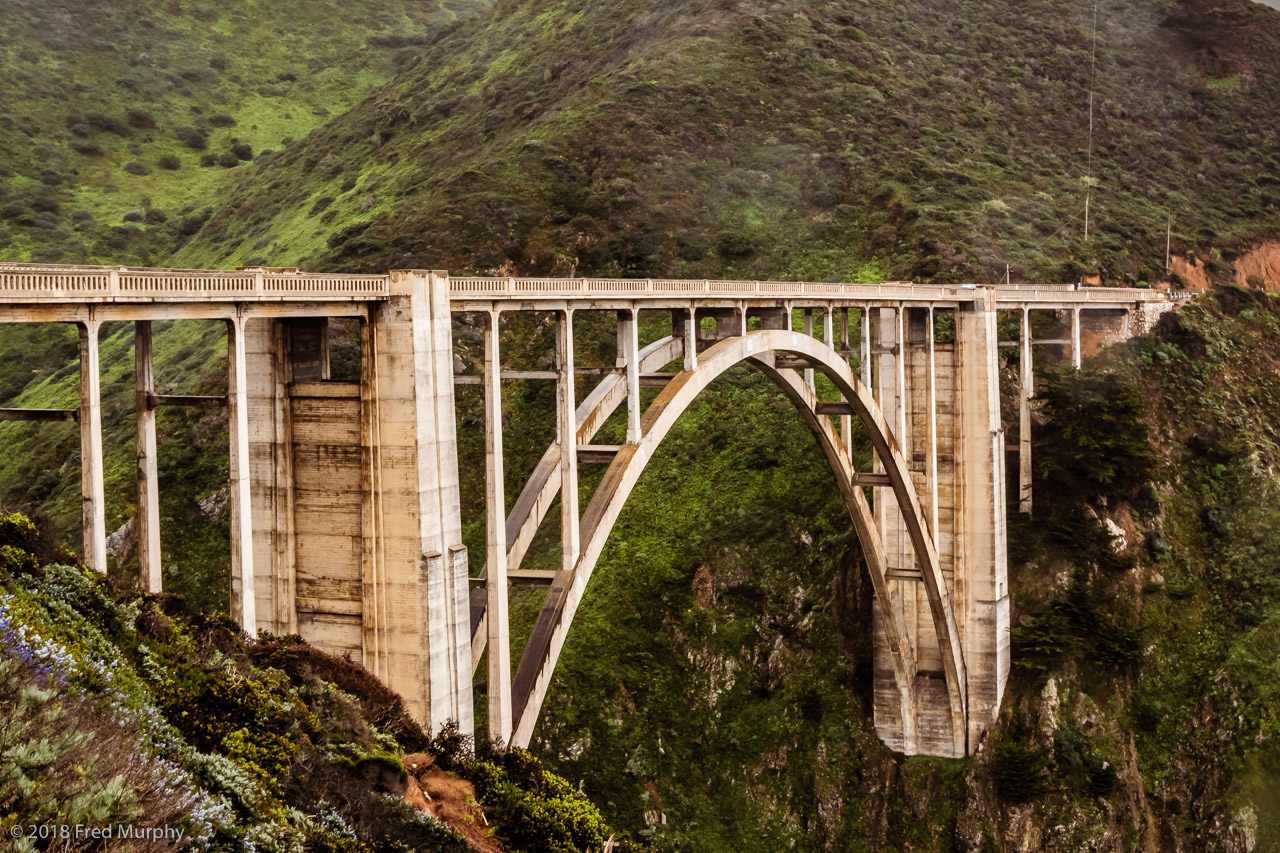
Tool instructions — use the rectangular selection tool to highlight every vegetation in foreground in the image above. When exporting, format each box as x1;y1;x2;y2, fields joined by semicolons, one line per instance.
0;512;634;852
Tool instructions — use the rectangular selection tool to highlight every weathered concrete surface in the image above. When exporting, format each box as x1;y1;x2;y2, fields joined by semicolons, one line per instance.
869;291;1009;756
78;319;106;574
134;321;162;593
244;272;474;734
227;317;256;636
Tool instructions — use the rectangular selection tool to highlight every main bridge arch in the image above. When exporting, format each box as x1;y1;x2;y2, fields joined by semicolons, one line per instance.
501;328;968;755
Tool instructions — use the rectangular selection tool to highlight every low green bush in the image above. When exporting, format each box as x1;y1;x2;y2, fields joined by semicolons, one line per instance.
176;126;209;150
989;733;1048;802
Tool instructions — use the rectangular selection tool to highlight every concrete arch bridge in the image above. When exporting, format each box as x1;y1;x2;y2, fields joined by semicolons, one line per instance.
0;264;1169;757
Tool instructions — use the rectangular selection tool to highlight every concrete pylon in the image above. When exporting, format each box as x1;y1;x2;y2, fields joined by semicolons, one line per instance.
78;318;106;574
873;290;1009;755
367;269;473;734
953;288;1010;749
245;270;474;735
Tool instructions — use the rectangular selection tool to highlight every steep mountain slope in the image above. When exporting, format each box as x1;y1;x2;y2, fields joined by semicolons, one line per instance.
0;0;488;266
176;0;1280;285
4;1;1280;850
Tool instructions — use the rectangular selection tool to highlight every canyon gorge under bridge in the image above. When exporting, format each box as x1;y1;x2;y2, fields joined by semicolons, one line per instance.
0;264;1170;757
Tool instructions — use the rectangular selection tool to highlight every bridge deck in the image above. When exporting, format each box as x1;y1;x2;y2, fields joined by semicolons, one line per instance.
0;263;1169;314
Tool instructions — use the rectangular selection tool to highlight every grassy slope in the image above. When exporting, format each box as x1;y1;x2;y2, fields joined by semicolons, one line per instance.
0;0;492;606
0;0;488;266
176;0;1280;286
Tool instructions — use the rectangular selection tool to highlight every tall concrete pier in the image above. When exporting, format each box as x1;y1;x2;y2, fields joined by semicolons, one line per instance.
0;263;1171;756
243;269;473;728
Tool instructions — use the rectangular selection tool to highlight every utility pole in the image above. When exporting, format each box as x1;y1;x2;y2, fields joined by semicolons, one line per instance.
1084;0;1098;243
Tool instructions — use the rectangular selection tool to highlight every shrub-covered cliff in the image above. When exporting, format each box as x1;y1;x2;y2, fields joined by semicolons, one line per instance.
0;513;634;851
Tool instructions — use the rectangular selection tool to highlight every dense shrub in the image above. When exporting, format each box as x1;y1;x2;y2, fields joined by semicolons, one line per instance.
0;633;203;840
218;152;240;168
177;209;211;236
209;114;237;128
84;113;131;136
440;739;624;853
157;153;181;170
1053;723;1117;797
126;109;156;129
1012;571;1142;670
175;125;209;150
123;160;149;176
231;142;253;161
1034;367;1155;510
989;734;1048;802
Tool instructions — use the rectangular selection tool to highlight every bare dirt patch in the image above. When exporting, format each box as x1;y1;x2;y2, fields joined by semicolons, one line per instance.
402;753;503;853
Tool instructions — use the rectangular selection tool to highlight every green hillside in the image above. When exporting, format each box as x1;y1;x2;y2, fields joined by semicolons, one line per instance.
174;0;1280;285
0;0;488;266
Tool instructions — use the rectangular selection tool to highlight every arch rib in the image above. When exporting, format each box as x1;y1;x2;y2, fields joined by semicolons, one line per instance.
509;330;968;755
470;335;684;666
506;335;683;570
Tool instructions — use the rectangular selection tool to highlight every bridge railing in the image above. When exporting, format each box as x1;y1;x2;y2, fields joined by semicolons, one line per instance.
0;264;1170;304
0;263;390;300
448;276;1168;302
450;277;940;297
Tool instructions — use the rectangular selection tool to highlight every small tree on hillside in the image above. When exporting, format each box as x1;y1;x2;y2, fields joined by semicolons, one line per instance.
1034;366;1155;511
